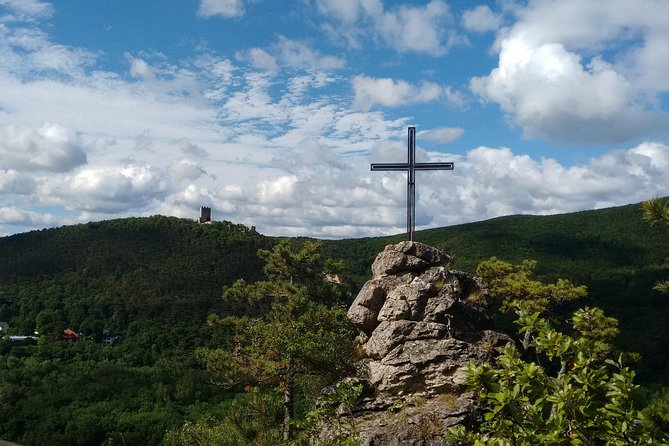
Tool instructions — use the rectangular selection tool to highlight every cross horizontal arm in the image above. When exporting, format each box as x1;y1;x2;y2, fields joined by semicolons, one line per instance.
414;162;454;170
371;162;455;171
371;163;409;171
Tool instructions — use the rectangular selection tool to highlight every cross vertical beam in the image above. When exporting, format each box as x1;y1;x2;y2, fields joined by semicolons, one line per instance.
371;126;454;241
408;126;416;240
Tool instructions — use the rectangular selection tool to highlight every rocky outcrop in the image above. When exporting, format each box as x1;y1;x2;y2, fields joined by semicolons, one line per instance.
321;241;512;445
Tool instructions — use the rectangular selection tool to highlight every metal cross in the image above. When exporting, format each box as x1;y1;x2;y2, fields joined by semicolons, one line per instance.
371;126;454;241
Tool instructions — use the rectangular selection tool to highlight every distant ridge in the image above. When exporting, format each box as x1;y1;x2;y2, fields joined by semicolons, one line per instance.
1;201;669;384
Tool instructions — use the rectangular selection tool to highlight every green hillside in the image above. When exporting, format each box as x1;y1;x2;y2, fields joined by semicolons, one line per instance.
0;217;274;445
0;216;271;334
322;201;669;383
1;202;669;444
2;203;669;383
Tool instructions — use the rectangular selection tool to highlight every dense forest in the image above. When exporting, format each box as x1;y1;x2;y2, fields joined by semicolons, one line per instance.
0;217;273;444
1;202;668;444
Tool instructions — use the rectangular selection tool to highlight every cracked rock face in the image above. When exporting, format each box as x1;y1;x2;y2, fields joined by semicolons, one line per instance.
338;242;512;445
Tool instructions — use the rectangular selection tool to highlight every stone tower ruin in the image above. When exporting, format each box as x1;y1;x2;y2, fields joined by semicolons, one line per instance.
198;206;211;224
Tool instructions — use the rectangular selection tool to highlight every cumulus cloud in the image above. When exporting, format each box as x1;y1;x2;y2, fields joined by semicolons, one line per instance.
352;75;461;111
360;141;669;235
448;142;669;218
165;139;669;239
168;159;208;182
473;0;669;144
0;207;59;228
418;127;464;144
0;169;36;195
0;124;87;172
2;0;668;240
462;5;501;33
198;0;245;18
57;165;169;213
316;0;453;56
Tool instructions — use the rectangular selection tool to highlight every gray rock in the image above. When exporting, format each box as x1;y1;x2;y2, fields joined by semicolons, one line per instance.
347;304;380;336
364;320;416;359
314;242;510;446
371;242;453;278
348;275;412;335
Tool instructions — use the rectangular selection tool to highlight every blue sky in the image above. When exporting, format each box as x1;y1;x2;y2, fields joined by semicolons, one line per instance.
0;0;668;238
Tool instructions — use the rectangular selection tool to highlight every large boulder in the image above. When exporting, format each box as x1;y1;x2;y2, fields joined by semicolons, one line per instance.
323;242;511;445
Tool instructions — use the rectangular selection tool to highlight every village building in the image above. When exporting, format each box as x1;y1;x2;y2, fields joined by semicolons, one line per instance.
101;329;120;346
62;328;81;344
7;335;38;345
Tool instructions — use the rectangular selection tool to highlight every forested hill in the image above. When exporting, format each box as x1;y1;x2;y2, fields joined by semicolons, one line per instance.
2;202;669;444
323;201;669;383
0;216;271;335
2;202;669;382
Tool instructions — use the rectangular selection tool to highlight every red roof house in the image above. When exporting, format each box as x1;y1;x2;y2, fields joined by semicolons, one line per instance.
62;328;81;344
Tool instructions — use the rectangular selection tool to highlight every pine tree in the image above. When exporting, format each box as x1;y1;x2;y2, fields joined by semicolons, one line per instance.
199;240;355;441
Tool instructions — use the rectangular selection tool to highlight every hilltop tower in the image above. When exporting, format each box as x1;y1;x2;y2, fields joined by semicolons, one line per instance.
198;206;212;224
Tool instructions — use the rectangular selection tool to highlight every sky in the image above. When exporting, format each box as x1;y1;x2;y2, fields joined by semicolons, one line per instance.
0;0;668;239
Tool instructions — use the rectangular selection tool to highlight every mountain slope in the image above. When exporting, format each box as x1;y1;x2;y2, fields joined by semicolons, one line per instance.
324;201;669;383
1;202;668;383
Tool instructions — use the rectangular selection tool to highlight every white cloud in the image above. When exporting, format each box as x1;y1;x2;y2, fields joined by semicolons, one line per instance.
0;124;87;172
274;35;346;70
0;25;96;79
377;0;451;55
0;207;59;227
198;0;245;18
169;159;208;182
316;0;453;56
315;0;382;24
162;139;669;239
236;47;278;71
352;75;461;111
0;169;36;195
129;57;151;78
236;36;345;72
447;142;669;219
462;5;501;33
0;0;53;22
193;54;236;102
56;165;170;213
473;0;669;144
178;139;209;158
418;127;464;144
